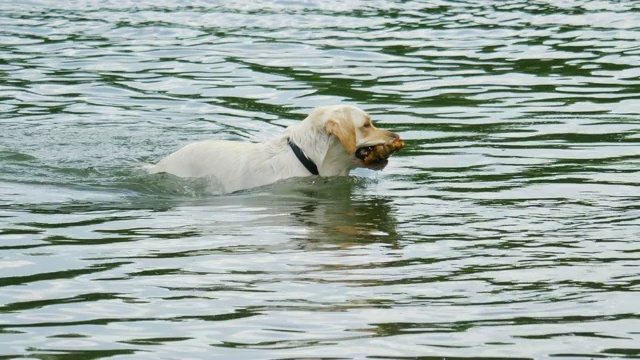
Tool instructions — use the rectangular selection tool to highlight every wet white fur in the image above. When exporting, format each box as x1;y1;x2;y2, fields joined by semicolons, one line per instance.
148;105;395;193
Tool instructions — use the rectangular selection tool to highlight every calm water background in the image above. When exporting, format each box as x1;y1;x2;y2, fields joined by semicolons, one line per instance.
1;1;639;359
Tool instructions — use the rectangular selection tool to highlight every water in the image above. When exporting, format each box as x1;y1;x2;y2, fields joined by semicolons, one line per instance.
1;0;639;358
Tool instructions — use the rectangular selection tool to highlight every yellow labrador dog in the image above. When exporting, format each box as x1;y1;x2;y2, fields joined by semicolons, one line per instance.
148;105;404;193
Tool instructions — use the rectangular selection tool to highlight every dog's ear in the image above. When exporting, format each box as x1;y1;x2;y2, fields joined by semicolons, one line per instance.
325;117;357;154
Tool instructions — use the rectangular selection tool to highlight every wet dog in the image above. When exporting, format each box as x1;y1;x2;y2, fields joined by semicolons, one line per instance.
148;105;404;193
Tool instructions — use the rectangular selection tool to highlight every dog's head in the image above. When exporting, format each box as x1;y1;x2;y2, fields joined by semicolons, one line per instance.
315;105;404;170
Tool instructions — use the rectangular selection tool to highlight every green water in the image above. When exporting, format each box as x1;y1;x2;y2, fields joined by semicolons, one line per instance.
1;1;639;359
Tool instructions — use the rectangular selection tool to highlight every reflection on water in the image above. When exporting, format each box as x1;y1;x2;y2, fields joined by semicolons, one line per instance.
1;0;639;359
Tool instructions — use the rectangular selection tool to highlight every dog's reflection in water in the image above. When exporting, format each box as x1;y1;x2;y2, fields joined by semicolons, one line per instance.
248;177;401;249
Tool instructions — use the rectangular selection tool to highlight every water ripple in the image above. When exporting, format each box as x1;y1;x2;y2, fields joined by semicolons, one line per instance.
1;0;639;359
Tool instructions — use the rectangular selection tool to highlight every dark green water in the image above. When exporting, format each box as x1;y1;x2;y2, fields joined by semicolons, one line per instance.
1;1;639;359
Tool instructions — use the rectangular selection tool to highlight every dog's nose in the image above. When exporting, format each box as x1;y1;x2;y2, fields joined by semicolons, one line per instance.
388;131;400;140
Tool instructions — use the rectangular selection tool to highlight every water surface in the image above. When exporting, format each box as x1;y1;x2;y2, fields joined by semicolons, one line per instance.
1;1;639;359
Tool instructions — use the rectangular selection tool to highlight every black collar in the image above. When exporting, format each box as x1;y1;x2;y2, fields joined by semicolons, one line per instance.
288;138;319;175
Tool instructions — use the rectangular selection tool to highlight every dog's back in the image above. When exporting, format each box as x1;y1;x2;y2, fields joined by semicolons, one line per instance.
148;138;309;193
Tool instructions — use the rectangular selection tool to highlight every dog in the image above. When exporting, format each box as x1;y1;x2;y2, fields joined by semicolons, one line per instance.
148;105;404;193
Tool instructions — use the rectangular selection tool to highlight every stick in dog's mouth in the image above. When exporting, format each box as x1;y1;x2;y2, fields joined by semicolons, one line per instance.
355;138;405;166
356;146;376;160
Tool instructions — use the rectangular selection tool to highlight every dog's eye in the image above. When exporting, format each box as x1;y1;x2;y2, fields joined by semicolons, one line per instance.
363;123;372;128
